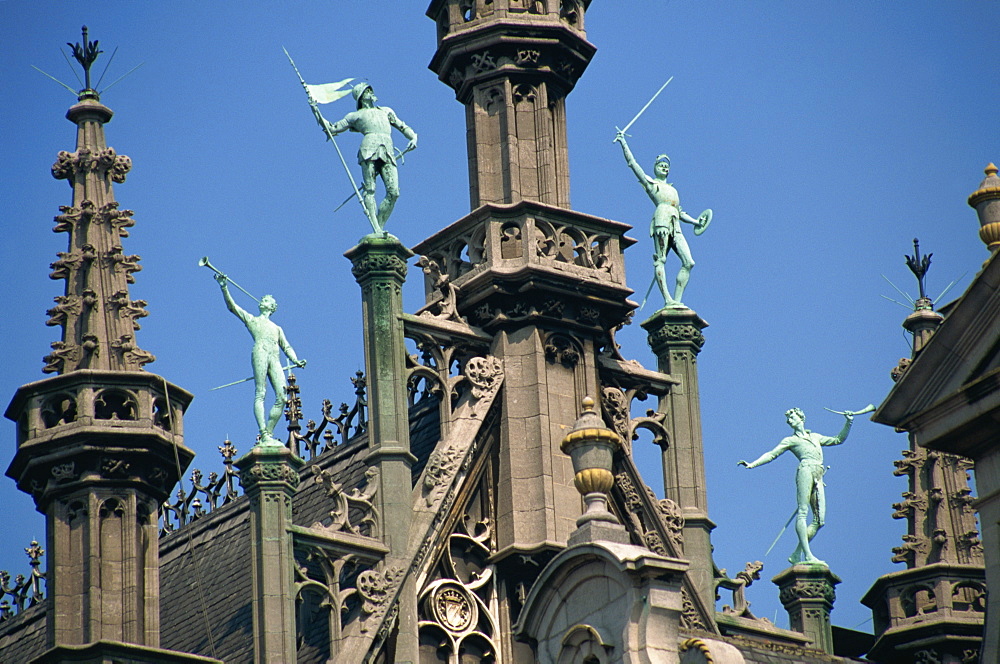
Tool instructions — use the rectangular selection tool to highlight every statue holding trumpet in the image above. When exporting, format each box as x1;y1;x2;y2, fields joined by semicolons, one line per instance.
738;404;874;566
199;257;306;446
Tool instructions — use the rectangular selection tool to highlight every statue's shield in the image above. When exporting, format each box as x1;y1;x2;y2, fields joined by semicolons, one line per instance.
694;209;713;236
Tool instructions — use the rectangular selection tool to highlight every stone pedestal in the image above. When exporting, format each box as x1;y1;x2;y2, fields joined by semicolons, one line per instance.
345;233;419;663
773;564;840;654
236;444;304;664
641;307;716;613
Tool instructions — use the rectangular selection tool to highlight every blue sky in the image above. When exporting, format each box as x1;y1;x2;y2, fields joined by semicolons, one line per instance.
2;1;998;634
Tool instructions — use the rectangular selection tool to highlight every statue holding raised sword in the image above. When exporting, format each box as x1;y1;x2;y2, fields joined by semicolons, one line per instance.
614;77;713;310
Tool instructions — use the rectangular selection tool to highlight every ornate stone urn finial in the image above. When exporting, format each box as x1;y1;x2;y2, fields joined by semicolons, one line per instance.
560;396;623;528
968;162;1000;252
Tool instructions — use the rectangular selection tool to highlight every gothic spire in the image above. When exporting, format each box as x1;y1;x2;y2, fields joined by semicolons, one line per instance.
43;28;153;373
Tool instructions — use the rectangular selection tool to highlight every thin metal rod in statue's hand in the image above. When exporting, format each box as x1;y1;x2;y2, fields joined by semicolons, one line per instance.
198;256;261;304
823;404;876;416
618;76;674;136
639;276;657;310
283;47;380;234
764;508;798;557
333;190;358;213
210;363;305;391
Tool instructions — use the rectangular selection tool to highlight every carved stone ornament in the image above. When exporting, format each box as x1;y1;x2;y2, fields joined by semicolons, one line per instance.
357;565;404;632
350;252;408;283
648;322;705;350
423;446;462;507
415;255;464;324
240;460;301;492
50;462;76;482
601;387;630;441
314;466;380;537
778;579;836;604
51;147;131;183
680;588;708;631
657;496;684;548
543;333;580;368
464;355;503;401
430;583;477;634
891;357;912;382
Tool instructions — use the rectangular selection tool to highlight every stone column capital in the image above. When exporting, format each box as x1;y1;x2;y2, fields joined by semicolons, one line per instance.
235;443;304;496
345;233;414;285
641;307;708;357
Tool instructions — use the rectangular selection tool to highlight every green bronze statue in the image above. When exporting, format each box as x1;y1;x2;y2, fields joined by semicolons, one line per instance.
614;131;711;309
318;83;418;231
738;408;855;566
215;274;306;445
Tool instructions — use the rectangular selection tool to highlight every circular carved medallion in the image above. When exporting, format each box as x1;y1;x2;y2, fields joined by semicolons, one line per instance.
431;584;476;633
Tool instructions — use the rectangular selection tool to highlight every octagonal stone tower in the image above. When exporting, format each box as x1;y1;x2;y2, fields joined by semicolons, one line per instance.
427;0;595;209
4;38;205;661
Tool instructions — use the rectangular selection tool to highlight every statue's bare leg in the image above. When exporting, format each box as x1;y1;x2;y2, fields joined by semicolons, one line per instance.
263;358;288;442
672;232;695;304
807;479;826;541
251;349;269;439
652;230;676;308
361;161;378;224
377;162;400;227
790;465;825;564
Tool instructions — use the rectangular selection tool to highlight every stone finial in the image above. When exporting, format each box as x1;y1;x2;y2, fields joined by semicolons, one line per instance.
561;396;629;546
561;396;621;500
968;162;1000;251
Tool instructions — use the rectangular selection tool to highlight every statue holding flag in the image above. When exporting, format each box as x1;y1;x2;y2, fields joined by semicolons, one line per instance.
284;50;417;234
320;83;417;231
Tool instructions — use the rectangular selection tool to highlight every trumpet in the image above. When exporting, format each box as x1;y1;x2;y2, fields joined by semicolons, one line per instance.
198;256;260;304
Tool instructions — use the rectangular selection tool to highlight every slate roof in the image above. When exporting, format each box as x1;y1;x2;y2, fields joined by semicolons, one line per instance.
0;603;46;664
157;397;442;662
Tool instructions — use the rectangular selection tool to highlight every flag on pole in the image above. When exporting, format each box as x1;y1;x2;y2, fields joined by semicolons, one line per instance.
305;77;355;104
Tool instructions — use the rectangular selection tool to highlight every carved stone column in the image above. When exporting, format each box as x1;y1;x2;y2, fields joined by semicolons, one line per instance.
345;233;419;663
641;307;716;614
773;564;841;654
236;444;304;664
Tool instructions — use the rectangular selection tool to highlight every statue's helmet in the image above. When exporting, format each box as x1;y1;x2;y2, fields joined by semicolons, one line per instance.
655;154;670;169
352;82;374;109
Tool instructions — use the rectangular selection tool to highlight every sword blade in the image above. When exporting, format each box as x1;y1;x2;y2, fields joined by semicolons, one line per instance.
210;364;303;391
620;76;674;135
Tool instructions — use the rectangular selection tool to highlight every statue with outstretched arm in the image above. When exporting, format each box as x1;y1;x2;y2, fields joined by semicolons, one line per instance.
320;82;417;230
614;130;711;309
215;274;305;445
738;408;854;566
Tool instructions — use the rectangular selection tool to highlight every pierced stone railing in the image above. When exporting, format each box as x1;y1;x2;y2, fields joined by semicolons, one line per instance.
0;541;45;622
